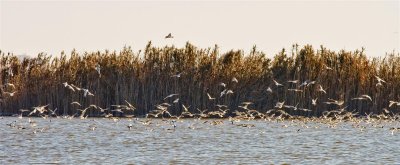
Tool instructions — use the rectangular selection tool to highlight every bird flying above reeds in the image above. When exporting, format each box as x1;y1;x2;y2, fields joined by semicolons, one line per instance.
375;75;386;86
164;94;178;100
95;64;101;77
171;73;181;78
5;83;15;89
19;109;30;113
312;98;318;106
196;108;209;118
238;102;253;110
307;81;316;87
124;100;136;111
82;88;94;97
29;104;49;116
288;88;303;93
70;101;81;106
207;93;215;100
317;85;327;94
275;101;285;109
62;82;76;92
352;95;372;102
78;105;97;118
323;64;333;70
111;109;124;114
273;79;283;87
324;98;344;106
48;108;58;116
267;87;273;93
389;101;400;107
97;107;109;113
299;108;312;112
299;80;316;88
3;91;16;97
383;108;391;114
70;84;82;91
232;77;238;83
299;81;308;87
220;89;233;97
284;103;299;111
165;33;173;39
215;104;227;108
182;104;190;112
219;82;226;88
287;80;299;84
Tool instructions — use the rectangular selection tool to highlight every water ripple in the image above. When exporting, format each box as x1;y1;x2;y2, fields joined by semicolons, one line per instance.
1;117;400;164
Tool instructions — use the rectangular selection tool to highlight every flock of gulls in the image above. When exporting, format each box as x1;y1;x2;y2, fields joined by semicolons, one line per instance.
1;33;400;135
2;72;400;135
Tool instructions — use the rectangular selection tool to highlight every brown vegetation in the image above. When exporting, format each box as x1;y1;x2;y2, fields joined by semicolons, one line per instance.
0;42;399;117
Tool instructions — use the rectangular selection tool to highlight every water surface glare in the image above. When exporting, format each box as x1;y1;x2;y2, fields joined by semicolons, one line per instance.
1;117;399;164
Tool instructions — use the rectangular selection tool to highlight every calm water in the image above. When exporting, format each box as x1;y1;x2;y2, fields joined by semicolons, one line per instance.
1;117;399;164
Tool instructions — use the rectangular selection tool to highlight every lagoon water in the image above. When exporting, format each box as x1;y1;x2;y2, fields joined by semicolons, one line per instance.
1;117;400;164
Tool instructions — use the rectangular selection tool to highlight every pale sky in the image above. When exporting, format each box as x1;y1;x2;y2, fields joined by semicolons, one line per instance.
0;0;399;57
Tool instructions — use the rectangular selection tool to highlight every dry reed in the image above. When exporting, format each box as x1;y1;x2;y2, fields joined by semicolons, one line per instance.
0;42;399;117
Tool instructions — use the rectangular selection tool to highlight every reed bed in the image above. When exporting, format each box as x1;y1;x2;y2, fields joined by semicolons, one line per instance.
0;42;399;117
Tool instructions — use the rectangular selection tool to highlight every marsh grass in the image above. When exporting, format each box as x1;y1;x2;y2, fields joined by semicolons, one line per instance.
0;42;399;117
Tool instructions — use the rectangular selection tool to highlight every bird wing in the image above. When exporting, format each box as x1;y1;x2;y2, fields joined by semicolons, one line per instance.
28;109;37;116
207;93;215;99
